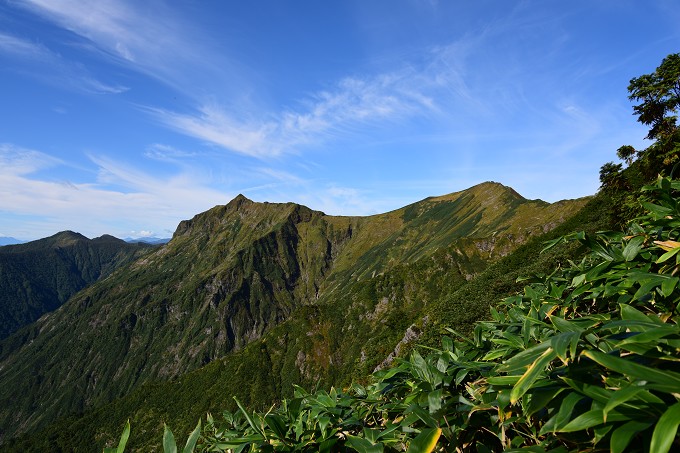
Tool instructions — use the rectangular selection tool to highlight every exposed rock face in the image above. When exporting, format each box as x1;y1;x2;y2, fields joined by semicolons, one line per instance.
373;324;422;372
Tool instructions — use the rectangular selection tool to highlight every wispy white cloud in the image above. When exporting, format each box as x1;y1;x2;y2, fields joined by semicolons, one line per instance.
150;59;455;158
140;7;589;161
0;143;63;174
129;230;155;238
0;31;128;94
0;142;398;237
18;0;234;96
251;167;306;186
148;104;280;158
0;144;232;239
18;0;451;152
311;185;376;215
88;154;229;206
0;32;52;59
15;0;539;161
0;143;393;239
281;183;403;218
22;0;157;63
144;143;198;162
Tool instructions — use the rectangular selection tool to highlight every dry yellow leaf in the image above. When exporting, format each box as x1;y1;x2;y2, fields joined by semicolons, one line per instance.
654;240;680;251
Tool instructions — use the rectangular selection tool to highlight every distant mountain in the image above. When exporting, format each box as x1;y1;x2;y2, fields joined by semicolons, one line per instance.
0;182;589;444
0;231;153;340
0;237;24;246
124;236;171;245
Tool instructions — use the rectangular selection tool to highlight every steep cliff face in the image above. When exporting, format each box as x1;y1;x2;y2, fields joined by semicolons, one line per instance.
0;231;152;340
0;183;589;442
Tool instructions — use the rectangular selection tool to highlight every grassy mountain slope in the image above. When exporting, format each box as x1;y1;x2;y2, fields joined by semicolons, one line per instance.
100;183;671;453
8;189;610;452
0;182;587;447
0;231;152;340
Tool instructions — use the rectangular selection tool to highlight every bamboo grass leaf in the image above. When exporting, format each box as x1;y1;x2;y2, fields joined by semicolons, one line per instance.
661;276;679;296
234;397;265;438
620;303;662;324
500;341;552;372
582;350;680;392
183;420;201;453
539;392;584;435
603;386;643;422
623;235;645;261
346;435;383;453
427;389;443;414
550;316;585;333
610;421;652;453
406;428;442;453
551;331;580;364
510;347;557;404
615;325;679;347
650;402;680;453
557;409;627;433
265;414;288;441
163;425;177;453
405;403;440;429
103;419;130;453
655;240;680;252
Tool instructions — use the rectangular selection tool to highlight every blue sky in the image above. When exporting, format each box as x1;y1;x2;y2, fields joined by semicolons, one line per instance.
0;1;678;240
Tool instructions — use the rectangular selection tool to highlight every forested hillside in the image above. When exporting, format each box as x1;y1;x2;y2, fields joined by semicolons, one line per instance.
0;231;152;339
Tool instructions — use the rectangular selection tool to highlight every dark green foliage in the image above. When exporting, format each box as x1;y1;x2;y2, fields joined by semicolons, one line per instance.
628;53;680;167
599;53;680;226
0;231;151;339
613;52;680;174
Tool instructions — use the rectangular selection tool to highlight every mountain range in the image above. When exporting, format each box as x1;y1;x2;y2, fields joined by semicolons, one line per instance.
0;237;24;246
123;237;171;245
0;181;592;448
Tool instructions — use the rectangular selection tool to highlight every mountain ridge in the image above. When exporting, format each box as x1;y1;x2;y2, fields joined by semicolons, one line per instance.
0;182;589;443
